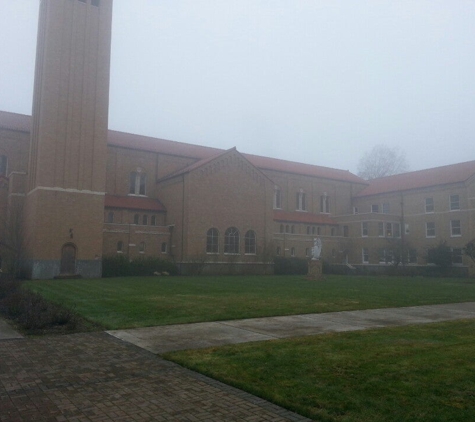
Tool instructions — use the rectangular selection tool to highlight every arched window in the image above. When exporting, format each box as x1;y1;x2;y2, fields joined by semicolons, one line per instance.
142;215;148;225
280;224;284;233
290;247;296;257
151;215;157;226
244;230;256;255
317;226;321;235
139;242;145;253
161;242;167;254
117;241;123;253
133;214;140;225
285;225;290;233
296;189;307;211
306;226;311;235
206;228;219;254
224;227;240;254
312;226;316;235
129;171;146;195
291;225;295;234
0;155;7;177
274;186;282;209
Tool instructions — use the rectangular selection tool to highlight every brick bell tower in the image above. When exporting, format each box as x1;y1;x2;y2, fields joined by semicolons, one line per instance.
25;0;113;279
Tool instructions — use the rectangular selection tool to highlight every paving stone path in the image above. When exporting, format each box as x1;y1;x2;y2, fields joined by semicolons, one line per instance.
0;332;310;422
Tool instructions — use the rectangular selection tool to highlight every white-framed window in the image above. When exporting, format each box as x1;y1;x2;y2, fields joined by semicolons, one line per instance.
450;220;461;237
362;248;369;263
386;223;393;238
361;222;368;237
274;186;282;209
450;194;460;211
371;204;379;213
161;242;168;254
224;227;240;254
320;194;330;213
0;155;7;177
244;230;257;255
452;248;463;265
206;228;219;254
296;189;307;211
290;247;296;257
378;222;384;237
426;222;435;238
382;203;390;214
425;197;434;213
129;171;146;196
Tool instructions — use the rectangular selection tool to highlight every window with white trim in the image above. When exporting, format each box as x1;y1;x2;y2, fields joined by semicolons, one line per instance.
371;204;379;213
378;222;384;237
362;248;369;263
425;197;434;213
206;228;219;254
450;194;460;211
385;223;393;237
426;222;435;238
224;227;240;254
244;230;257;255
382;203;390;214
362;222;368;237
450;220;461;237
161;242;168;254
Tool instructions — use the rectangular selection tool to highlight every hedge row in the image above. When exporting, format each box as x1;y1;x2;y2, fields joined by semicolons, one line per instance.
102;255;179;277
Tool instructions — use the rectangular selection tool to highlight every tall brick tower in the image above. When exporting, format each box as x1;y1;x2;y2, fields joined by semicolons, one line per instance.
25;0;113;279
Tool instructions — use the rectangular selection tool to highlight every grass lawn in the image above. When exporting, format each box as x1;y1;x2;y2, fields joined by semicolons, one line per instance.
25;275;475;329
165;320;475;422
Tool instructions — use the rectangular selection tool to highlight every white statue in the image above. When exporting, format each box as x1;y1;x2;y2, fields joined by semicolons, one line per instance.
311;238;322;260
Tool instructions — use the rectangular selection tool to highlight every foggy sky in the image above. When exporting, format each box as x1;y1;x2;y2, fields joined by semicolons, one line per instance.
1;0;474;174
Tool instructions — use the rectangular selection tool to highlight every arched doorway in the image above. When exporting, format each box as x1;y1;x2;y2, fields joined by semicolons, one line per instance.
60;243;77;275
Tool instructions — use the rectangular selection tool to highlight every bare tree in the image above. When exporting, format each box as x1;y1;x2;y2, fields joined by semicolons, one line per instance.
357;145;409;180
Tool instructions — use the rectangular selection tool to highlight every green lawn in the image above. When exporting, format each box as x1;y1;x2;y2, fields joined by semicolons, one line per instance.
25;275;475;329
166;320;475;422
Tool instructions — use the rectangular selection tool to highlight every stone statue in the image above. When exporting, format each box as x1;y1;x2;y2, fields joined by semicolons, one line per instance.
311;238;322;260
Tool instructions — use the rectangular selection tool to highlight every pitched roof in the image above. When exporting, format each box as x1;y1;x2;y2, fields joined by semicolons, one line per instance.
357;160;475;197
273;210;338;225
104;195;166;212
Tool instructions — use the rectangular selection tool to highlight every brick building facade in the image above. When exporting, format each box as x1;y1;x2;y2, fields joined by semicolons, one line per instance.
0;0;474;278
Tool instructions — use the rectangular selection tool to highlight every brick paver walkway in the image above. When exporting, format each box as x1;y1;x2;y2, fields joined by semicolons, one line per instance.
0;333;310;422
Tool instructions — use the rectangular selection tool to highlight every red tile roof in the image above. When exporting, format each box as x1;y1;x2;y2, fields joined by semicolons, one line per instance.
357;160;475;197
104;195;166;212
273;210;338;225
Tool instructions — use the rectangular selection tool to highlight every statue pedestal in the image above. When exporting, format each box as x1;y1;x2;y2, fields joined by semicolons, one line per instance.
307;259;323;281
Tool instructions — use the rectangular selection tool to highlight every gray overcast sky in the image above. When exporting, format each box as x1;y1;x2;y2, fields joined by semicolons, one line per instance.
1;1;474;174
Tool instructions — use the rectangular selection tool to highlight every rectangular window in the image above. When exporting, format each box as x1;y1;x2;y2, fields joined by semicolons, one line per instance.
274;188;282;209
425;197;434;213
371;204;379;213
378;222;384;237
296;192;307;211
362;248;369;263
386;223;393;237
382;203;390;214
161;242;168;254
353;207;359;215
452;248;463;265
361;222;368;237
378;249;386;263
343;225;349;237
450;220;461;237
450;194;460;211
426;222;435;238
394;223;401;238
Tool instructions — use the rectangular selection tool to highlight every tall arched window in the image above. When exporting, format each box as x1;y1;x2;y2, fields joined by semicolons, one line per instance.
274;186;282;209
133;214;140;225
142;215;148;225
244;230;256;255
296;189;307;211
129;171;146;195
224;227;240;254
206;228;219;254
151;215;157;226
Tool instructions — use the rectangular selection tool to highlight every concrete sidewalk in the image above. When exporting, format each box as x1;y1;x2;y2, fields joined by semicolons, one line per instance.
108;302;475;354
0;317;22;340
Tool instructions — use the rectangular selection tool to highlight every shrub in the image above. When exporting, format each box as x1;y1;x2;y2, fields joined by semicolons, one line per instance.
102;255;178;277
274;257;308;275
427;242;453;274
